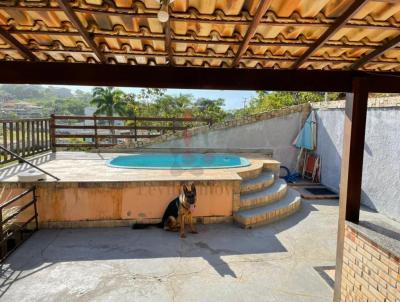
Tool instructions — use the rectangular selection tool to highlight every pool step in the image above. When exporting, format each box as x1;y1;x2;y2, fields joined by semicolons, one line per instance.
236;162;264;180
234;188;301;229
240;170;275;193
240;179;287;210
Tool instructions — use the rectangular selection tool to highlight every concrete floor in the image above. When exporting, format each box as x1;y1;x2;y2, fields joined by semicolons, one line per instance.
0;199;343;302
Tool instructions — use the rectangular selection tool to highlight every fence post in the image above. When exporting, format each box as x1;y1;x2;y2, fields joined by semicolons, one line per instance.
93;114;98;148
134;115;137;142
50;114;56;152
2;122;8;162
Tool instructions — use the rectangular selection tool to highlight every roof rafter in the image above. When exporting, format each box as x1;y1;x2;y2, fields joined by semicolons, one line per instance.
232;0;273;67
351;34;400;70
291;0;369;69
56;0;106;63
164;5;173;66
0;27;38;61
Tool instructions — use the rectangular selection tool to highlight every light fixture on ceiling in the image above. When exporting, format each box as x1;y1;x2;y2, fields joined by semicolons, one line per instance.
156;0;174;23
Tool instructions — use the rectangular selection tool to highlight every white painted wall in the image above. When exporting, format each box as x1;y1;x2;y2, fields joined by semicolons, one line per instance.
150;112;305;171
315;108;400;222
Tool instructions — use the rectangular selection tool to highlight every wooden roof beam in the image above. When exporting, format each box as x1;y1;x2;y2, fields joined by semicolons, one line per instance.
291;0;369;69
56;0;106;64
232;0;273;67
351;34;400;70
2;61;400;93
164;5;173;66
0;27;37;61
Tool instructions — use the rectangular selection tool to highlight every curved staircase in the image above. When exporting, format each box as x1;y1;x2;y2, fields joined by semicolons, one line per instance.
234;164;301;229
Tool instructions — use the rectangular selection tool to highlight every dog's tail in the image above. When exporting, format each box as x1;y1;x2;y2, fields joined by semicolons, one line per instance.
131;222;164;229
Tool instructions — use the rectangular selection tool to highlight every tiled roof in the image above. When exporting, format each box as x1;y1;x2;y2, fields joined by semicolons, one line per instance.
1;0;400;71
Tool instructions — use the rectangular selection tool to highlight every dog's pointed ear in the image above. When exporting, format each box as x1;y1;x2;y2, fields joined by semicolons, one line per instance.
191;183;196;196
183;184;189;194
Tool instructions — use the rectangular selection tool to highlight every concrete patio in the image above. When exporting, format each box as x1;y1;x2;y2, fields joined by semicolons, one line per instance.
0;199;385;302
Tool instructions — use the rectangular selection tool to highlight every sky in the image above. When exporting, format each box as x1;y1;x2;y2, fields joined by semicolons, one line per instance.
47;85;257;110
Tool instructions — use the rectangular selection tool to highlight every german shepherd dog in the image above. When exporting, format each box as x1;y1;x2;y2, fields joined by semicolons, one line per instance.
161;184;197;238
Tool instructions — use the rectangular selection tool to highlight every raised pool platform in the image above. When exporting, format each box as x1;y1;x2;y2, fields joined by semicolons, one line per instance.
0;151;272;182
0;151;282;229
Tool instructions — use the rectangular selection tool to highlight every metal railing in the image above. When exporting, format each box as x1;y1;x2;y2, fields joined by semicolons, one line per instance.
0;145;60;181
0;187;38;262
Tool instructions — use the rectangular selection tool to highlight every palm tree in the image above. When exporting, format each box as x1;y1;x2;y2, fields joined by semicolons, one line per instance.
90;87;126;144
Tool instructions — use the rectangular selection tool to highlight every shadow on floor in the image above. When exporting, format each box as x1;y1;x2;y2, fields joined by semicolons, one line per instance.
0;199;330;298
0;152;55;181
314;265;335;290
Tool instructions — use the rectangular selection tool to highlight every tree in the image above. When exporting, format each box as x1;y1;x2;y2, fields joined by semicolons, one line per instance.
234;91;345;117
90;87;126;117
136;88;166;104
148;94;192;117
90;87;126;143
193;98;227;122
122;93;136;117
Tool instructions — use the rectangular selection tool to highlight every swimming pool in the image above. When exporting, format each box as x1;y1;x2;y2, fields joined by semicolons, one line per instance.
107;153;250;169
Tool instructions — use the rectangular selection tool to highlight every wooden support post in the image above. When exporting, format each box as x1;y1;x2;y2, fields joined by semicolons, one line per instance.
333;78;369;301
50;114;56;152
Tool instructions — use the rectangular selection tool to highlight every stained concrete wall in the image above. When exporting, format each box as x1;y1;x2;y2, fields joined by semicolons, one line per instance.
150;111;306;171
315;105;400;222
1;180;237;227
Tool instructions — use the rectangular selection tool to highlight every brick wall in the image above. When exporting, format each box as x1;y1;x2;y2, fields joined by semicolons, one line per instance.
341;224;400;302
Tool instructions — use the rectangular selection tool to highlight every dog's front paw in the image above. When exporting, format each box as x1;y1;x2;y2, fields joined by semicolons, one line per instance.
180;233;186;238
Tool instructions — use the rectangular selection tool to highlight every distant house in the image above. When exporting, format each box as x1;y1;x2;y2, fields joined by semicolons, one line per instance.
0;101;43;119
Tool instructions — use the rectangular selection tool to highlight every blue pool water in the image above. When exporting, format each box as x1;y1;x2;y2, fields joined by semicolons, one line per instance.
107;153;250;169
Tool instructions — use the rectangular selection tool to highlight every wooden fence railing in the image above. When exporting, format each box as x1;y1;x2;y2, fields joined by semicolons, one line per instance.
0;115;211;164
0;118;51;165
51;115;212;149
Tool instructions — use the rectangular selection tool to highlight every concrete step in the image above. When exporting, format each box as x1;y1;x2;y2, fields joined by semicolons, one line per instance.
236;161;264;180
240;170;275;193
240;179;287;210
234;188;301;228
